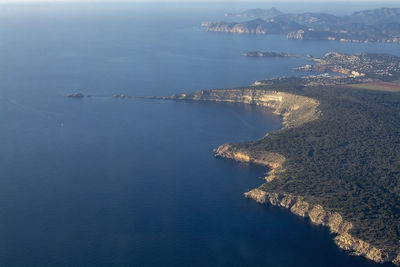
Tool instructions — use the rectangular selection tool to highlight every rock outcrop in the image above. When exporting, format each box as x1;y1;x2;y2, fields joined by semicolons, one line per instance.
214;143;285;182
163;89;321;128
149;86;400;265
202;20;269;34
286;29;305;39
244;189;353;234
244;189;400;265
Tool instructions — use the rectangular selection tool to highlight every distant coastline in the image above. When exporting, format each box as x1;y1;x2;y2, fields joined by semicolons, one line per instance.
244;51;295;58
202;7;400;44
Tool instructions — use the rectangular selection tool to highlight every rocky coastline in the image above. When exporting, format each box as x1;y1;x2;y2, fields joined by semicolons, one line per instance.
149;85;400;265
155;89;321;128
214;128;400;265
243;189;400;264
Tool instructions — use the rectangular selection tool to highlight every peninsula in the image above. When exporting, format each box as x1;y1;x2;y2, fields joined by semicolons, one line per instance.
202;7;400;44
148;52;400;265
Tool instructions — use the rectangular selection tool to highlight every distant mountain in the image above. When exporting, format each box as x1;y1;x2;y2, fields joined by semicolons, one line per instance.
202;18;302;34
350;8;400;23
202;7;400;44
279;12;341;28
224;8;283;19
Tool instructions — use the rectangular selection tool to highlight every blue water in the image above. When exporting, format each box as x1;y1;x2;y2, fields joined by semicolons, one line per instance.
0;3;399;267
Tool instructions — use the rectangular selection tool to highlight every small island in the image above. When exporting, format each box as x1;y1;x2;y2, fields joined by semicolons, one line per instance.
244;51;293;58
68;93;84;98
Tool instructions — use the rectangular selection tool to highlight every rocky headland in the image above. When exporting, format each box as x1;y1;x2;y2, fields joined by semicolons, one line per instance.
147;52;400;265
207;84;400;265
243;189;399;264
155;89;320;128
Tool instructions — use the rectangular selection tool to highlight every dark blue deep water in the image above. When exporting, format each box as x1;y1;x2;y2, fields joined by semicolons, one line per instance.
0;3;399;267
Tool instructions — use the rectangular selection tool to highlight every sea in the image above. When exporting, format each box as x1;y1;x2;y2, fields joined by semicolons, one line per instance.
0;2;399;266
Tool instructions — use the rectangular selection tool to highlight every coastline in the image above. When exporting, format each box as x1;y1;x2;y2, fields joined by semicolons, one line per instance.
149;85;400;266
243;188;400;265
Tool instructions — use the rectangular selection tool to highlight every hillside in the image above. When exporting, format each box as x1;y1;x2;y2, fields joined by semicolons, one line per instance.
202;7;400;44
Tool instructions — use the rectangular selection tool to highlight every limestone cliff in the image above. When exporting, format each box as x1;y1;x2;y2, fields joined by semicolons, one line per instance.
215;139;400;264
163;89;321;128
150;87;400;265
214;143;285;182
244;189;400;265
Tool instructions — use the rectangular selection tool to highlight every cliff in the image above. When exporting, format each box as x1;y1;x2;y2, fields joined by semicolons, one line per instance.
162;89;321;128
147;54;400;265
161;88;318;183
244;189;400;264
214;144;285;183
215;139;399;264
199;85;400;265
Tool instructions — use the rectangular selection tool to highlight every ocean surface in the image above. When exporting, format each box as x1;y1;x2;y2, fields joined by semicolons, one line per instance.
0;3;399;267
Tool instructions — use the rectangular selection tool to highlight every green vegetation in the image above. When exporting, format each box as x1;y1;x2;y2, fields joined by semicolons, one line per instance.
295;52;400;81
347;82;400;92
203;8;400;44
156;52;400;260
231;79;400;251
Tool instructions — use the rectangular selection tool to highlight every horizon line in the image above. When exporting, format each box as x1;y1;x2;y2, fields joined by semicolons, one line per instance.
1;0;400;3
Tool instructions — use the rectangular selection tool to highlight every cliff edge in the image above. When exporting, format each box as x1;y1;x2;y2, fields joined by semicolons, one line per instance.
244;189;399;264
148;78;400;265
214;144;285;183
163;89;321;128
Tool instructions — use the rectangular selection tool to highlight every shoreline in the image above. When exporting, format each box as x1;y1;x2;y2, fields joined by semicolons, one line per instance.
208;89;399;265
150;86;400;266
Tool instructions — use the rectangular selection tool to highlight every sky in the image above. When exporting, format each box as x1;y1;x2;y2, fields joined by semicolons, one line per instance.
1;0;399;2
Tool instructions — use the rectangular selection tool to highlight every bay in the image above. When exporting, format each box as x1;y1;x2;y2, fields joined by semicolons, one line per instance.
0;3;398;266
